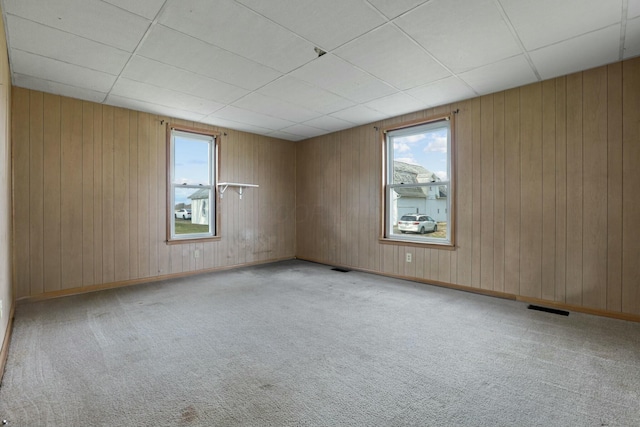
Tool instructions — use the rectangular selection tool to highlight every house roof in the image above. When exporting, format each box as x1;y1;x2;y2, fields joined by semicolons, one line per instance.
2;1;637;141
394;161;440;185
394;161;447;198
188;188;209;200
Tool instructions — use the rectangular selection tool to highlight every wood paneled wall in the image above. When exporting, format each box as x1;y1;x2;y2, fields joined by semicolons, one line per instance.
0;7;13;355
12;89;296;298
296;58;640;318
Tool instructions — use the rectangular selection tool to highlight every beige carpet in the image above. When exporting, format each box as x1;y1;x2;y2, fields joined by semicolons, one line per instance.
1;260;639;426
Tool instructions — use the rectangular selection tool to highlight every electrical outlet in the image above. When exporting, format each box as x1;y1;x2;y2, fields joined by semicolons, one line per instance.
194;249;200;259
406;253;412;263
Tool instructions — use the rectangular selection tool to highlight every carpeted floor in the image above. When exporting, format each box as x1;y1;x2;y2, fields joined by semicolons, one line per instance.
1;260;639;426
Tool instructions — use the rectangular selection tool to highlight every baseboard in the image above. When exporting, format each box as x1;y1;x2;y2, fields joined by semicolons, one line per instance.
19;256;295;303
296;256;640;323
0;302;15;385
515;296;640;323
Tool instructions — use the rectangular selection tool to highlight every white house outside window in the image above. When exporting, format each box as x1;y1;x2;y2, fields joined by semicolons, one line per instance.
384;116;454;246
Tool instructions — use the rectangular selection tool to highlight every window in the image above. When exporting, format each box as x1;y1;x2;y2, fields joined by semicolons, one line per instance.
383;116;454;246
167;126;219;242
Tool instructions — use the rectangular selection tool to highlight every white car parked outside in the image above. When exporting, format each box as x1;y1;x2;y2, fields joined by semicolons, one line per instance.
398;214;437;234
175;209;192;220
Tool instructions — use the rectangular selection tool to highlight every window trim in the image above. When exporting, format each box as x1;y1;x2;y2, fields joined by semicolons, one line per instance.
380;113;456;249
166;124;221;244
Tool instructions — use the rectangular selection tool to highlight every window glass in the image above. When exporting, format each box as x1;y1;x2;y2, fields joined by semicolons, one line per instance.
385;118;453;245
173;137;211;185
168;128;217;241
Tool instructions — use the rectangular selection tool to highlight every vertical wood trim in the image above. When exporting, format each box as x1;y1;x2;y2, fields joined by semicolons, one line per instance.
471;97;482;288
113;108;130;281
60;97;83;289
621;58;640;314
492;93;506;293
606;62;623;312
102;106;115;283
455;101;472;286
42;93;61;293
157;118;169;275
137;113;150;278
541;80;556;301
504;88;521;295
82;101;94;287
12;88;30;297
554;77;567;303
148;116;159;276
28;91;44;295
581;67;608;310
129;111;139;279
480;95;494;290
93;104;103;285
565;74;584;306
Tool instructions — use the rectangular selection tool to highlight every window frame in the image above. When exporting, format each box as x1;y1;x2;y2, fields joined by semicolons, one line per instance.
380;113;456;249
166;124;221;244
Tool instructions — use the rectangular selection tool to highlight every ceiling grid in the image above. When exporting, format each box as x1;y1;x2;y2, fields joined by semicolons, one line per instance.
0;0;636;140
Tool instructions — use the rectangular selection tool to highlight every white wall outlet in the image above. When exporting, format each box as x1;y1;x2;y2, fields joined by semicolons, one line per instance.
406;253;412;263
194;249;200;258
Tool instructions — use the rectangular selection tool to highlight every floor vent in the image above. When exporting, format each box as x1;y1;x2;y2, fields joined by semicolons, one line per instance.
331;267;351;273
527;304;569;316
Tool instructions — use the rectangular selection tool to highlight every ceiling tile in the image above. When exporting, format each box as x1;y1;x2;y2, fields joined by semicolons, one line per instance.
233;92;321;123
110;78;225;115
302;115;354;132
329;105;387;124
459;55;538;95
209;106;296;131
265;130;306;141
625;16;640;59
529;25;621;80
158;0;316;73
258;76;354;114
3;0;151;52
124;56;249;104
101;0;165;19
279;124;327;139
500;0;622;51
364;92;426;116
236;0;386;50
105;94;205;121
367;0;430;19
11;50;117;92
291;54;397;103
630;0;640;18
395;0;522;73
137;25;281;91
335;24;450;90
407;77;476;108
199;116;274;136
7;15;130;76
14;73;107;103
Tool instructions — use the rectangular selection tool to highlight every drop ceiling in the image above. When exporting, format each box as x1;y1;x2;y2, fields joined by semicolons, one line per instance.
2;0;638;141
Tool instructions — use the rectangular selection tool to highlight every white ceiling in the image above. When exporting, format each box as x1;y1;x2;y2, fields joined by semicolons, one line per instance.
2;0;639;141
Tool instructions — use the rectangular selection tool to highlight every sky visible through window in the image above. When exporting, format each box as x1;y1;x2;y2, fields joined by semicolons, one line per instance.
393;126;448;181
174;135;210;206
